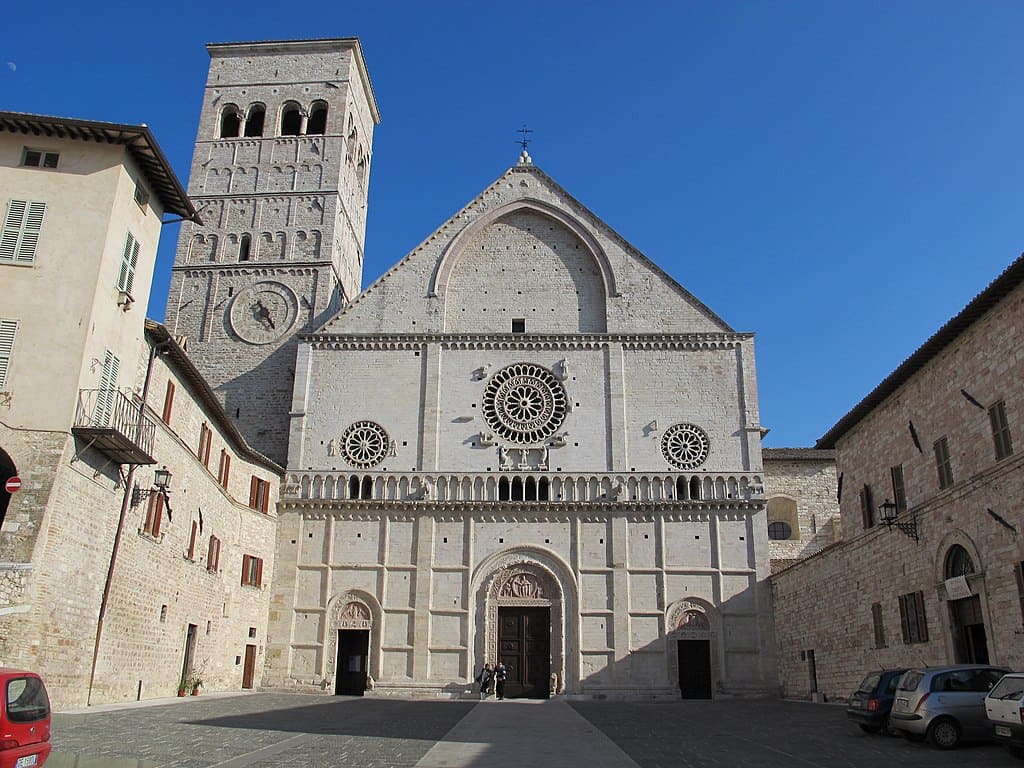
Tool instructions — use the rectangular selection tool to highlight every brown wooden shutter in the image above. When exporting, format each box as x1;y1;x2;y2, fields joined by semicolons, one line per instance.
256;557;263;588
260;480;269;513
249;476;258;509
161;381;175;423
188;521;197;559
242;554;250;585
153;494;163;538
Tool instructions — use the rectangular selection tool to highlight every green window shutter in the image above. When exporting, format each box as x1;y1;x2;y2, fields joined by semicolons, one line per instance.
1;199;48;264
118;232;138;293
0;319;18;389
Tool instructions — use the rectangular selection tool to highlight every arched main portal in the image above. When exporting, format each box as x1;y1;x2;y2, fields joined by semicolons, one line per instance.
941;540;990;664
472;548;577;698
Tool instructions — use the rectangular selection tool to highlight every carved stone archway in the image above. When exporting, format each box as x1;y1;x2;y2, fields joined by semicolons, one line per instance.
323;591;381;690
665;599;721;697
472;548;576;695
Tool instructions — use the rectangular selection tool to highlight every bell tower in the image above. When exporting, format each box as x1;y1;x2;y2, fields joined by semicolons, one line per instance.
166;39;380;464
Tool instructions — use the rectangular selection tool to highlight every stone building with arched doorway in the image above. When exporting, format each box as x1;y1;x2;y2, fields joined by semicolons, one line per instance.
771;254;1024;701
261;150;779;699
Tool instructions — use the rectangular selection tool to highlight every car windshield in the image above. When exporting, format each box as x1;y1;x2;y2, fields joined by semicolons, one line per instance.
857;673;881;693
6;677;49;723
898;671;923;691
989;676;1024;701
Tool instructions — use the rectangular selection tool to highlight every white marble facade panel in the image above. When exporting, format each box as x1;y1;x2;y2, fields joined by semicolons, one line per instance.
580;572;613;611
384;570;413;608
627;521;657;566
295;568;325;605
579;521;611;568
429;613;465;648
382;611;412;648
386;520;415;565
664;520;713;567
628;572;661;612
299;518;329;565
333;520;381;564
581;615;613;650
432;571;465;610
293;611;323;645
718;519;754;569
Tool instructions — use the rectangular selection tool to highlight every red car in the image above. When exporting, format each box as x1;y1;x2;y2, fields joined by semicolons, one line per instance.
0;670;50;768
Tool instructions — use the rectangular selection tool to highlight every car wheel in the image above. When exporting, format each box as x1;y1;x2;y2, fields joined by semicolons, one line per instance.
858;724;880;734
927;718;961;750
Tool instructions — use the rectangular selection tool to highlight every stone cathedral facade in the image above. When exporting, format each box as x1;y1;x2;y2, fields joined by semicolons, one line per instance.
169;39;780;699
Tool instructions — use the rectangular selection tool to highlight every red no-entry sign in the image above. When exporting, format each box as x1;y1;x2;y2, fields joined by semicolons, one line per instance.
4;477;20;493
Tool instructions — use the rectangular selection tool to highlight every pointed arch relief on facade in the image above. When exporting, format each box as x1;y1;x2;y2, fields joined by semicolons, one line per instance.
321;590;382;690
471;546;578;695
428;199;619;300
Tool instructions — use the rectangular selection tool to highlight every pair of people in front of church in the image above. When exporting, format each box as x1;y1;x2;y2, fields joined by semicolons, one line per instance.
475;661;507;699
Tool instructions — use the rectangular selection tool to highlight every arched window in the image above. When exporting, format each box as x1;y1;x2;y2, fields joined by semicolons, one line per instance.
689;476;702;501
511;477;524;501
767;521;792;540
219;105;241;138
307;101;328;134
244;104;265;137
360;476;372;500
538;477;549;501
348;476;360;500
238;234;251;261
945;545;975;578
280;102;302;136
498;477;510;501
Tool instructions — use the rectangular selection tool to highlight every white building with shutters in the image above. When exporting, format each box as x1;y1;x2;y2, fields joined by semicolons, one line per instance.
0;113;280;710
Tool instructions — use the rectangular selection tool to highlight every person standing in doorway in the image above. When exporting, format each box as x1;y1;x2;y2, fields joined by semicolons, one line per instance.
494;661;508;700
475;662;493;700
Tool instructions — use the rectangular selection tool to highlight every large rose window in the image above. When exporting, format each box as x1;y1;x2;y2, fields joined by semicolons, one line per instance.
482;363;568;445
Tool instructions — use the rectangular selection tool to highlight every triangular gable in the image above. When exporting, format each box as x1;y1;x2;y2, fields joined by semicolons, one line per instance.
316;163;734;335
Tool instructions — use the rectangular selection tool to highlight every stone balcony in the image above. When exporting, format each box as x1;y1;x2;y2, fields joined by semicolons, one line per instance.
284;470;764;505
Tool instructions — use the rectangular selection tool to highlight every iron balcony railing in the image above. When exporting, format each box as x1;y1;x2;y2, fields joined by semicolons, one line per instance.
72;388;156;465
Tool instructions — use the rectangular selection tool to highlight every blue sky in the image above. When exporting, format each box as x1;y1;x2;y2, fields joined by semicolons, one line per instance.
4;1;1021;447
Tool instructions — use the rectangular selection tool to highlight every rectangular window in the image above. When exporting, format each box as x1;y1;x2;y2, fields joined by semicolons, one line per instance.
217;449;231;489
0;319;18;389
1;199;46;265
134;182;149;209
22;149;59;168
187;520;198;560
249;476;270;513
859;484;875;529
934;436;954;489
94;349;120;428
198;423;212;467
143;492;163;538
161;381;175;424
511;318;526;333
207;535;221;573
898;591;929;644
871;602;886;648
241;554;263;587
890;464;907;513
990;400;1013;461
117;231;140;295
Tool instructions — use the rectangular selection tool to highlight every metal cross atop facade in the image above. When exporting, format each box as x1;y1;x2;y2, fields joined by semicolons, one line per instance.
516;125;533;151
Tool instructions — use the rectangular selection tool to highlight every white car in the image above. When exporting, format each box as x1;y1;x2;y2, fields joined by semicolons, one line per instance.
984;672;1024;759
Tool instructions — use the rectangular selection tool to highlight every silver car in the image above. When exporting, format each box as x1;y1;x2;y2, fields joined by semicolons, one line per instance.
891;664;1009;749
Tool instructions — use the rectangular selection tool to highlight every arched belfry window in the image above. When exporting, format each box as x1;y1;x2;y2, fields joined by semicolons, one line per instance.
219;106;241;138
307;101;328;135
280;102;302;136
244;104;265;137
944;545;976;579
238;234;251;262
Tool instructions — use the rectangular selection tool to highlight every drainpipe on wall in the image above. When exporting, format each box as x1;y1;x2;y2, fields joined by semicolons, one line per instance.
87;337;168;706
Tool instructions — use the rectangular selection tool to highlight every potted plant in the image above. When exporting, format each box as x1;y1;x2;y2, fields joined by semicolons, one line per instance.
177;673;189;697
189;672;203;696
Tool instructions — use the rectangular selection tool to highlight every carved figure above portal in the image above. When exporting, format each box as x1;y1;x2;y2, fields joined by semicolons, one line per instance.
339;420;390;469
340;601;370;621
482;363;568;445
661;423;710;471
677;609;710;631
499;572;545;599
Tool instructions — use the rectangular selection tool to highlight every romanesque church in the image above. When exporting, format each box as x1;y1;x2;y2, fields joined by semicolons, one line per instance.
166;38;784;699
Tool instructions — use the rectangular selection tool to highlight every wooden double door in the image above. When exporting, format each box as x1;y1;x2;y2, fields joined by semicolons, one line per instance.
498;607;550;699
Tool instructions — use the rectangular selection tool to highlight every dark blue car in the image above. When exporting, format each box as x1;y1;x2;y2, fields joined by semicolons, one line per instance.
847;668;909;735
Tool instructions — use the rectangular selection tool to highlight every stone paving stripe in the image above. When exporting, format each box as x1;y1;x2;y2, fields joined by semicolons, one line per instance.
205;732;317;767
414;699;641;768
